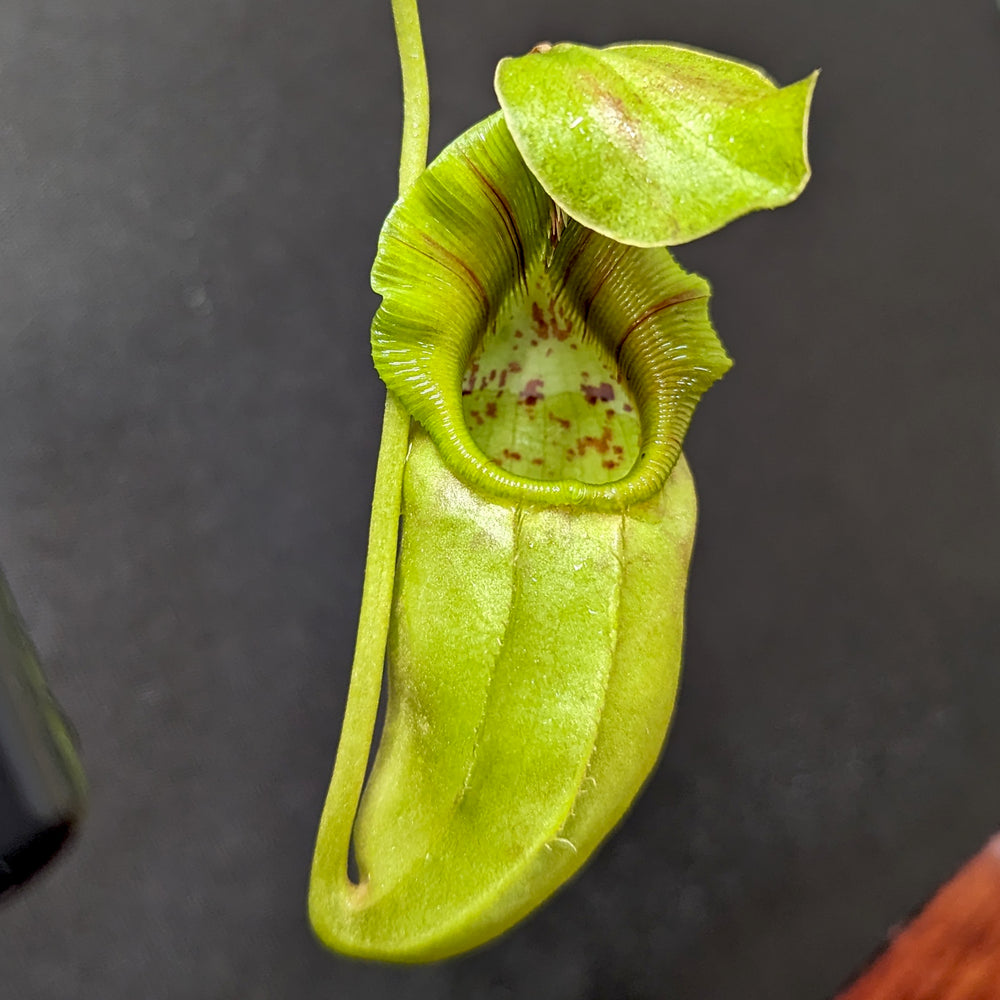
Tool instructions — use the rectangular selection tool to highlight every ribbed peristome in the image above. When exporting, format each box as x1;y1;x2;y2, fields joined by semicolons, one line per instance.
371;112;731;509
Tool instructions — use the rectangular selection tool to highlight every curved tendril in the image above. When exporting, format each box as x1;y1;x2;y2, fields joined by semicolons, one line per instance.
310;0;429;898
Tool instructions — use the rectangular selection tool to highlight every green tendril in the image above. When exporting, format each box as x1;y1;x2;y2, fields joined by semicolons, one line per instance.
309;0;429;902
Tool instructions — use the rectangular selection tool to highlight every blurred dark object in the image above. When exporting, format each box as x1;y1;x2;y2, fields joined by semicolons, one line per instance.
836;834;1000;1000
0;568;85;898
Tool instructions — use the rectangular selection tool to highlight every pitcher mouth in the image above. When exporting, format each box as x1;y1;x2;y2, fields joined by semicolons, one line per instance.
460;256;643;488
371;112;731;510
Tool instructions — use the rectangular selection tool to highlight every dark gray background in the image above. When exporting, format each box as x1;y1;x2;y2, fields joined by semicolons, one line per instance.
1;1;998;997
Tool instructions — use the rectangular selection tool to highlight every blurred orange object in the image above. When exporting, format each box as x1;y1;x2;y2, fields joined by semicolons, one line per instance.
838;835;1000;999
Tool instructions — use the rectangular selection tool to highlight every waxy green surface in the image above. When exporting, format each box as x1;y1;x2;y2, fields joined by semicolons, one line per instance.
309;429;697;961
310;114;723;962
496;42;817;246
309;16;814;963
